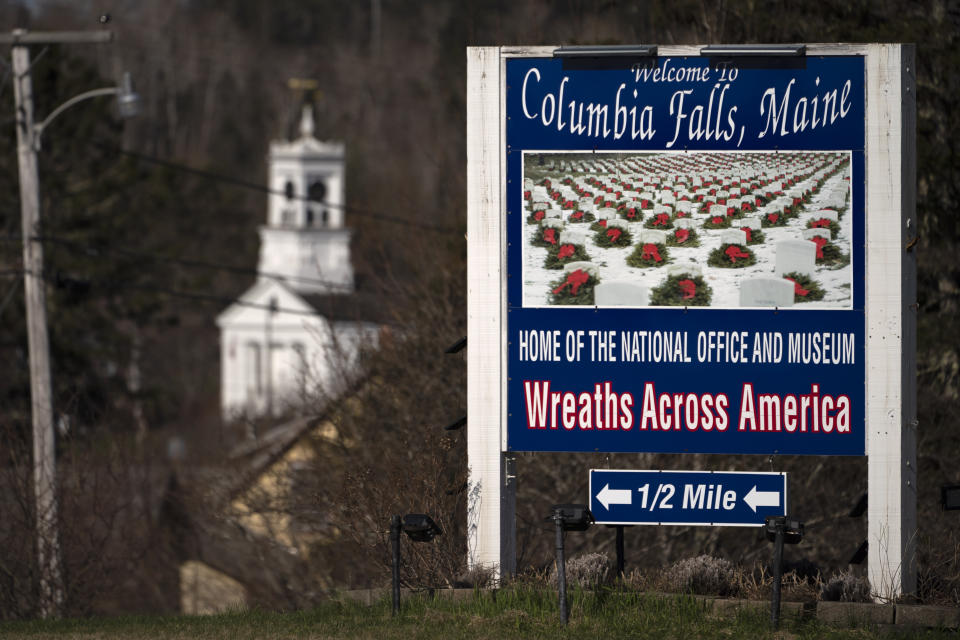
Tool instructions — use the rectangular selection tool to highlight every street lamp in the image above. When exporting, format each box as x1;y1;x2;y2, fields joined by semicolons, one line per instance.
33;71;139;148
6;27;138;617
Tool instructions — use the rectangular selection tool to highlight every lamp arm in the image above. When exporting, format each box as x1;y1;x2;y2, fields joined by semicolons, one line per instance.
34;86;119;142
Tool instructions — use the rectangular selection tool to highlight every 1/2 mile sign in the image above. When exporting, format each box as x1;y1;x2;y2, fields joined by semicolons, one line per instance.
589;469;787;526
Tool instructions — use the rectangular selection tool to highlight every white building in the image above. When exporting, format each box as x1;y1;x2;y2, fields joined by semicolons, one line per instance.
217;106;380;419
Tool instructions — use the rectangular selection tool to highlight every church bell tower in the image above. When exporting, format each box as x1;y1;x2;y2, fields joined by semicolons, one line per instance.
257;105;353;294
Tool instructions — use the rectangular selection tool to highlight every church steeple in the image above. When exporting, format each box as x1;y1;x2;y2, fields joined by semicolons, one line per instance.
298;103;315;139
257;105;354;294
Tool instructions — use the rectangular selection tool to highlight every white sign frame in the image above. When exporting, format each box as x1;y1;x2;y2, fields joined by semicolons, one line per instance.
467;43;916;598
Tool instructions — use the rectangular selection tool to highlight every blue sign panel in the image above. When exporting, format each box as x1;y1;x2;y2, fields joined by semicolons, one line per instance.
506;55;866;455
589;469;788;526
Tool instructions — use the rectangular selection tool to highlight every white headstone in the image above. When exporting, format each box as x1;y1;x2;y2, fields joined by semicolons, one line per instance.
809;209;839;222
606;218;629;230
532;200;551;211
545;208;563;219
654;204;672;215
667;263;702;277
594;281;649;306
640;229;667;244
710;204;727;217
803;228;832;242
774;240;817;277
596;207;617;220
559;229;587;245
673;218;697;230
721;229;748;246
739;217;762;230
563;261;598;278
542;218;564;230
740;278;796;307
676;201;693;214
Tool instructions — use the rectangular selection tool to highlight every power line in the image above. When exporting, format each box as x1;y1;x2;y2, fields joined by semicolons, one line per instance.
0;233;357;292
87;139;462;235
14;266;326;318
34;234;354;292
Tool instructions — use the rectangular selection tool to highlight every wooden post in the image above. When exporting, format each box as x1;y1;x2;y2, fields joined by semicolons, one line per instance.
3;28;113;617
12;37;63;619
865;43;917;600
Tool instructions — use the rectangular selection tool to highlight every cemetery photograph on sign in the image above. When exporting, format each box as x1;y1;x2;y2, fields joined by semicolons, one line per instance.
522;150;853;309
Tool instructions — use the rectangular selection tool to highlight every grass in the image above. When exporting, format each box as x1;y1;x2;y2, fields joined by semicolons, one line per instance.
0;589;954;640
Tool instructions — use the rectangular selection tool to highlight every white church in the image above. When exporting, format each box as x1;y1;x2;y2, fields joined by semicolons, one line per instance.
217;106;381;420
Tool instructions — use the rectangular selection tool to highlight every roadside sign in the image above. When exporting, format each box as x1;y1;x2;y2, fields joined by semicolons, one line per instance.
504;54;866;456
589;469;787;526
468;43;916;598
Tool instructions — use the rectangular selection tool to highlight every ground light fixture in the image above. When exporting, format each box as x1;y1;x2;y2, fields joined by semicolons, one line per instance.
765;515;805;630
700;44;807;57
390;513;443;615
547;504;594;624
553;45;658;58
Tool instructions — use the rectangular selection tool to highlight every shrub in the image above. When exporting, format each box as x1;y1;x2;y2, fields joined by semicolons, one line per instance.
666;228;700;248
544;244;590;270
568;210;595;223
707;243;756;268
650;274;713;306
550;553;611;589
783;272;826;303
626;242;669;268
643;213;674;229
531;224;562;248
739;227;764;245
814;240;850;268
820;570;872;602
761;212;787;227
549;269;597;305
663;555;737;596
702;215;730;230
593;226;633;248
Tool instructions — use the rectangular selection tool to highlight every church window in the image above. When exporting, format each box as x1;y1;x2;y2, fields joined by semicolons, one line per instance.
308;180;326;203
284;180;295;200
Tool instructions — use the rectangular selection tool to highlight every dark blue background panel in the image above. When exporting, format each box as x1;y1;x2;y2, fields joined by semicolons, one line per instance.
589;469;788;526
505;55;866;457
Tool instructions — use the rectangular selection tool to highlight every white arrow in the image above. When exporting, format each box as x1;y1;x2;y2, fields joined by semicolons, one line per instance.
743;486;780;512
596;483;632;510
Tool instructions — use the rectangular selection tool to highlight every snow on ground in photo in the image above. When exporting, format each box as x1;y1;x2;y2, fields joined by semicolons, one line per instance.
521;152;852;309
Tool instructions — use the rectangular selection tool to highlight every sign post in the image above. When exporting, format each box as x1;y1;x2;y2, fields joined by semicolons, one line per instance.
467;44;915;597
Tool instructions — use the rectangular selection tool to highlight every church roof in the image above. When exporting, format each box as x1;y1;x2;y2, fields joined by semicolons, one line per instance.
269;105;344;160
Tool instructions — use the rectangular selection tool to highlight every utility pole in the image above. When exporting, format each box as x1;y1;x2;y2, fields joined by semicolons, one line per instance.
2;28;114;618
